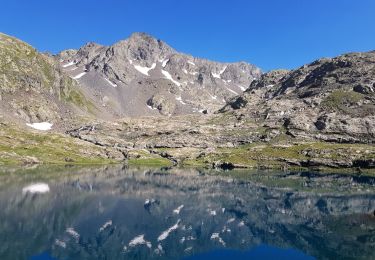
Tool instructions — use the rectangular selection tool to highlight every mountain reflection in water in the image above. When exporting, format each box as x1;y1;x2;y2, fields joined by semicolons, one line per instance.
0;165;374;260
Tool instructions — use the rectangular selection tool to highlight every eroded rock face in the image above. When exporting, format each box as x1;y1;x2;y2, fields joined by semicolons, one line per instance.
147;94;176;116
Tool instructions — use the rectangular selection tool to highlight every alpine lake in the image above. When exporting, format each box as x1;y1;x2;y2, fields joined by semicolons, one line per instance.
0;165;374;260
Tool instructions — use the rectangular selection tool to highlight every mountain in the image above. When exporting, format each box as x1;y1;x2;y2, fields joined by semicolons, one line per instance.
57;32;262;117
65;51;375;170
222;51;375;143
0;32;374;170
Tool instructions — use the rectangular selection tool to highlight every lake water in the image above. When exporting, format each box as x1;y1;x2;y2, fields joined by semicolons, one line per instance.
0;165;374;260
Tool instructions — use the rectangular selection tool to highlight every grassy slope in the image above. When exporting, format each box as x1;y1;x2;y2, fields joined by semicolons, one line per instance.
0;33;95;112
1;121;372;173
0;124;116;165
161;142;375;173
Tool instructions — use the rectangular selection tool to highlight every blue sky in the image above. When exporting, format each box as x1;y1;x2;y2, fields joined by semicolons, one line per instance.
1;0;375;71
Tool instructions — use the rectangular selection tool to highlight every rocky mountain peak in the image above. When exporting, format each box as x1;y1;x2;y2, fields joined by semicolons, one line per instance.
56;33;262;118
113;32;175;65
74;42;104;66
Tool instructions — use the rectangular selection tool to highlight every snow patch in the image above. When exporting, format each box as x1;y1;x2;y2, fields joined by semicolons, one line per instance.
238;85;246;91
104;78;117;87
161;70;181;87
66;228;80;241
210;233;226;246
184;247;193;252
26;122;53;131
212;72;221;79
62;61;75;68
99;220;112;232
227;218;235;224
147;105;157;110
55;239;66;248
212;66;227;79
129;234;152;248
182;69;188;74
176;96;186;105
226;87;238;95
188;61;195;66
162;59;169;68
22;183;50;194
220;66;227;74
158;220;180;241
154;244;164;255
72;72;86;79
134;63;156;76
173;205;184;214
222;226;231;233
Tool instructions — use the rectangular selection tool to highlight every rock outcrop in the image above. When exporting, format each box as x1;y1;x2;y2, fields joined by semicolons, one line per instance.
222;51;375;144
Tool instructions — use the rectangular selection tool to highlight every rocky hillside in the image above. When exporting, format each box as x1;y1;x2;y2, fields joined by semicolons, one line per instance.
0;33;96;127
58;51;374;171
222;51;375;143
57;33;262;117
0;32;374;171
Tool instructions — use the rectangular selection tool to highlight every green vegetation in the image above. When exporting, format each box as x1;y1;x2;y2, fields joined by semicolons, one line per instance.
126;149;173;167
0;121;373;174
128;158;173;166
177;142;375;174
321;90;365;115
0;124;116;165
60;80;96;113
0;33;55;92
0;33;96;114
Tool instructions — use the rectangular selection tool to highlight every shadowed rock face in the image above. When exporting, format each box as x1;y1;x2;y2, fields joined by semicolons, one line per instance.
223;51;375;143
57;32;262;118
0;166;374;259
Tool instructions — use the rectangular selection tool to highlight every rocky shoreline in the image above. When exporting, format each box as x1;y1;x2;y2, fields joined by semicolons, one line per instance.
1;117;374;174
